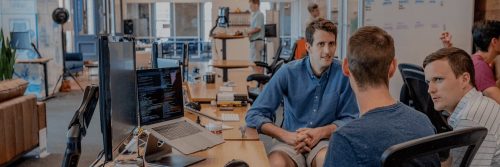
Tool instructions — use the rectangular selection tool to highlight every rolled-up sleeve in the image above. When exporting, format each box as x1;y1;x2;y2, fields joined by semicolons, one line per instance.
245;64;288;133
332;77;359;128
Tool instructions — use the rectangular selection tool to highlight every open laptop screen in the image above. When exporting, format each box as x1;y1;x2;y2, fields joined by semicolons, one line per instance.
137;67;184;125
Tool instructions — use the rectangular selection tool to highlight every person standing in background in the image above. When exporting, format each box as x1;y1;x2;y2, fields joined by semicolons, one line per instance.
247;0;265;63
302;3;321;38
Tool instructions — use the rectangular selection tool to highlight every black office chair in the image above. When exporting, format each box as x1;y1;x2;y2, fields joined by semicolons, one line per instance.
381;127;488;167
247;45;286;103
398;63;424;107
62;85;99;167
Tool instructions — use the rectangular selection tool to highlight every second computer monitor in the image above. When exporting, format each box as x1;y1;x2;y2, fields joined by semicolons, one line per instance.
137;67;184;125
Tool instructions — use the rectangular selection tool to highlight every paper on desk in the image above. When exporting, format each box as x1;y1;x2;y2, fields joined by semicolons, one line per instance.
222;124;234;130
219;86;233;92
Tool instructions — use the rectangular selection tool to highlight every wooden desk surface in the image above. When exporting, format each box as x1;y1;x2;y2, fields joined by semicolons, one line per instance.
186;69;253;103
16;57;52;64
210;60;253;68
101;141;269;167
212;34;245;40
184;104;259;140
190;141;269;167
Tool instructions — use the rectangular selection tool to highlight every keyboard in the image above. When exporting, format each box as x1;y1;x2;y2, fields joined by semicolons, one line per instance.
152;121;202;140
221;113;240;122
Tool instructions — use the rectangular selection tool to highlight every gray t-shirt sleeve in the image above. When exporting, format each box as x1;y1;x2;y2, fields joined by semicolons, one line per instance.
324;132;358;167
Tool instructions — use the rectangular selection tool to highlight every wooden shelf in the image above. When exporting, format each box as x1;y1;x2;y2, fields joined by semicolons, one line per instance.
229;11;250;14
229;24;249;26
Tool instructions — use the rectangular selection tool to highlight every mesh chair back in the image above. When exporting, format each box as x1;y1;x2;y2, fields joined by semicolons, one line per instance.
401;69;452;133
398;63;424;106
381;127;488;167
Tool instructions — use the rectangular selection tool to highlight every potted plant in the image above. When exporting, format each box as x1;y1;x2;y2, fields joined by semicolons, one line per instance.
0;29;29;102
0;29;16;81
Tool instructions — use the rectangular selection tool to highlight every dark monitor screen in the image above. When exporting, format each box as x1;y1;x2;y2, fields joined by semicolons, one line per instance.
137;67;184;125
265;24;277;38
10;31;31;49
99;36;138;161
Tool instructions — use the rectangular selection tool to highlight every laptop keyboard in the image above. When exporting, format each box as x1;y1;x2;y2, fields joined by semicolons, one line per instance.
152;121;202;140
221;113;240;121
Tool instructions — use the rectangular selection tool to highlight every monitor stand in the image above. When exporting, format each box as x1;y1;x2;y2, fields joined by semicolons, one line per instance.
144;133;206;167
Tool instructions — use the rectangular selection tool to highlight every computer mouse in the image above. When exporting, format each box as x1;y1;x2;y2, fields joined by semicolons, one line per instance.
224;159;249;167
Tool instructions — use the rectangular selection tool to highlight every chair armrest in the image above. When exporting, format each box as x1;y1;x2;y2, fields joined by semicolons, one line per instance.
66;52;83;61
247;74;271;84
254;61;269;68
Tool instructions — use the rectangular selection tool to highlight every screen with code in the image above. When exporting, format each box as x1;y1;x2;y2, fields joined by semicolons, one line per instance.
137;67;183;125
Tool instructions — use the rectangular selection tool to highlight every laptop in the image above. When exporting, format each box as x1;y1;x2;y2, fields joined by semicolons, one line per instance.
137;67;224;154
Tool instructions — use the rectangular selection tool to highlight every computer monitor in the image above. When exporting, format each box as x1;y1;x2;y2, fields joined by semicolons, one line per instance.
10;31;31;49
99;36;138;162
136;67;183;125
265;24;277;38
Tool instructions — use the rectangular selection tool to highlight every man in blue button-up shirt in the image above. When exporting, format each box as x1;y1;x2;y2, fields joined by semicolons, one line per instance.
245;19;358;167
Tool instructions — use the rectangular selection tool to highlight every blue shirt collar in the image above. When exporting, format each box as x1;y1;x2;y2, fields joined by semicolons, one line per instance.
305;56;332;80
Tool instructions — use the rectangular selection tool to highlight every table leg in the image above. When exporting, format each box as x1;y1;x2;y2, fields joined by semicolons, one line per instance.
41;62;54;101
223;68;228;82
222;39;227;60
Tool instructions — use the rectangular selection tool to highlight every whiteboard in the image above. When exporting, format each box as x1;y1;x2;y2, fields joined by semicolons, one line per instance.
364;0;474;98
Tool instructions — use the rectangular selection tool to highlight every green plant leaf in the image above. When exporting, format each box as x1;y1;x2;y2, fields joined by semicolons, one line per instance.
0;28;17;81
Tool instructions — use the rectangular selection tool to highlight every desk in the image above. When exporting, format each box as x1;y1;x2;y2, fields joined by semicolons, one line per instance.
184;104;259;140
98;140;269;167
210;60;253;82
16;57;53;100
186;69;252;103
212;35;245;61
191;141;269;167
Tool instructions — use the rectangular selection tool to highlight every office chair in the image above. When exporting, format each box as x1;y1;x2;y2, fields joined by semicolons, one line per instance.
400;68;452;134
286;39;307;63
247;45;286;103
62;85;99;167
398;63;424;107
381;127;488;167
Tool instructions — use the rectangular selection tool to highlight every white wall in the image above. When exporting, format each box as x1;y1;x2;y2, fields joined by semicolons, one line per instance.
365;0;474;98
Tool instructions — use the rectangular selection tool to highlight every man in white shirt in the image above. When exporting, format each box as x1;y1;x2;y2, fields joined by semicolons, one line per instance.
423;47;500;166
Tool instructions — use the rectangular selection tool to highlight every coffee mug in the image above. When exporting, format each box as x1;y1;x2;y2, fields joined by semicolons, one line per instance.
203;72;216;84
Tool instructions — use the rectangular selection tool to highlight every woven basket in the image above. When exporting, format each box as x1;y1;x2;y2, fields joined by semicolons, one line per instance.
0;78;29;102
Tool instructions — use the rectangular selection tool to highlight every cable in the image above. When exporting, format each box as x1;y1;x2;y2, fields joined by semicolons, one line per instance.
89;149;104;167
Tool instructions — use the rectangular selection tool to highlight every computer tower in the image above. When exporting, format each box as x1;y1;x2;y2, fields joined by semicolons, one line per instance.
123;19;134;35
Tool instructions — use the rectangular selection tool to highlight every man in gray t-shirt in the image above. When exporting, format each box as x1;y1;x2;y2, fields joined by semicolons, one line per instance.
324;26;439;167
247;0;264;62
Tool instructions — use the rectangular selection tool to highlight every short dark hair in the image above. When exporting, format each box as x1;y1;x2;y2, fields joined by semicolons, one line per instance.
308;3;318;13
423;47;476;87
472;20;500;52
305;18;337;45
347;26;395;89
249;0;260;5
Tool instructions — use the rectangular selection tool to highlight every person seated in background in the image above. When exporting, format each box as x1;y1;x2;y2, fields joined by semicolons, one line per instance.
324;26;439;167
245;18;358;167
423;47;500;166
440;20;500;104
